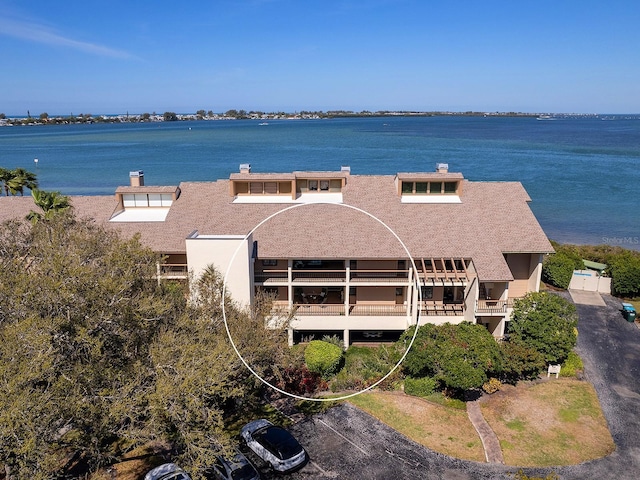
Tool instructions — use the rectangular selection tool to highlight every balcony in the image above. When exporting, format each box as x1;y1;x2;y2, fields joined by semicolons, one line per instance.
350;269;410;283
476;299;514;315
157;263;188;279
419;302;464;316
255;268;412;284
289;303;408;316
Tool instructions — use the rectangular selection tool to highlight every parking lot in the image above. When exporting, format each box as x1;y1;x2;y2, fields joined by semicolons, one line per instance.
246;292;640;479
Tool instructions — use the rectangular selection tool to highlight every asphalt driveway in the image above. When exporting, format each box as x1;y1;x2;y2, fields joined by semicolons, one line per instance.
253;292;640;479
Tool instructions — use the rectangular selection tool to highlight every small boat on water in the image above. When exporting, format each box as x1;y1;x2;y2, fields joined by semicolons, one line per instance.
536;115;557;121
258;122;269;126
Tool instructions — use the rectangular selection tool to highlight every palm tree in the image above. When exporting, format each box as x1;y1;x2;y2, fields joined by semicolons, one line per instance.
7;167;38;196
0;168;12;196
27;189;71;224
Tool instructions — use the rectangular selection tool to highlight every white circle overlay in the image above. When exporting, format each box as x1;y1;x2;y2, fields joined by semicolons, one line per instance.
222;202;422;402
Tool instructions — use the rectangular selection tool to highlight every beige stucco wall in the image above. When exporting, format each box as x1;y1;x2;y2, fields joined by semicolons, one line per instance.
185;234;254;307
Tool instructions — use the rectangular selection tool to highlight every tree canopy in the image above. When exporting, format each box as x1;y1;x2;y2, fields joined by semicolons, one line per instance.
401;322;503;393
0;214;290;479
508;292;578;364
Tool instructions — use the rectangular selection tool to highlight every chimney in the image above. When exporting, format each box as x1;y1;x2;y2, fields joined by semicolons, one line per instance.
129;170;144;186
436;163;449;174
239;163;251;174
341;165;351;175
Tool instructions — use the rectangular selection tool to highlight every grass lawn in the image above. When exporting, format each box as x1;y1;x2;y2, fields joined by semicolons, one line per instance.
347;391;486;462
347;378;613;467
480;378;615;466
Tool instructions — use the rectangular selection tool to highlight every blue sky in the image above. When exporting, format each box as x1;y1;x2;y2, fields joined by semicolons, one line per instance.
1;0;639;115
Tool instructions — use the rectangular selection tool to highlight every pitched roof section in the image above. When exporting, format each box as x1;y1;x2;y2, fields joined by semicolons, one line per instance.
0;170;553;280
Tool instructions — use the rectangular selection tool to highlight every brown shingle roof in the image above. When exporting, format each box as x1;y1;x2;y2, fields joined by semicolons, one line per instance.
0;172;553;280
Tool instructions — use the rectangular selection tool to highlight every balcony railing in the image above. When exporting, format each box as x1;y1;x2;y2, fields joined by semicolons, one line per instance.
293;304;345;316
255;270;288;283
158;263;188;278
476;299;514;314
255;268;413;283
350;269;410;282
292;270;347;281
419;303;464;316
289;303;408;316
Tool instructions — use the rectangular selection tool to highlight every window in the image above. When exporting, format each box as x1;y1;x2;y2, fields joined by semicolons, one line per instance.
429;182;442;194
264;182;278;194
309;180;318;191
122;193;173;207
401;180;459;195
320;180;330;191
262;259;277;266
421;286;433;299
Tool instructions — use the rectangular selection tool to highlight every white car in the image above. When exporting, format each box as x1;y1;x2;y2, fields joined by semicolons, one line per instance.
241;419;307;473
144;463;192;480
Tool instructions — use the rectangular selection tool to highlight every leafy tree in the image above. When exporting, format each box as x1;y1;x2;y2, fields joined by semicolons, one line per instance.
499;341;546;383
508;292;578;364
0;213;174;478
401;322;503;393
163;111;178;121
26;189;71;224
0;214;297;478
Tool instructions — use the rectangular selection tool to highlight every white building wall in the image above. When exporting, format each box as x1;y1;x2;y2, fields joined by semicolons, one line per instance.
185;233;254;307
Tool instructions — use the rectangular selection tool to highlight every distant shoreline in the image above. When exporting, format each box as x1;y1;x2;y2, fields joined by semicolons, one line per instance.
0;110;615;127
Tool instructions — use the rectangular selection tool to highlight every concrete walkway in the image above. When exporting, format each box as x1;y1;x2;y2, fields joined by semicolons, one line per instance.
466;400;504;464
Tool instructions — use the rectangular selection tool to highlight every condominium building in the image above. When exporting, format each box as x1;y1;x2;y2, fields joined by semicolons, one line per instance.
0;164;553;345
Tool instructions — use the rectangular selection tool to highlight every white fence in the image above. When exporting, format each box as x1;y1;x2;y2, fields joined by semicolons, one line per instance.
569;270;611;294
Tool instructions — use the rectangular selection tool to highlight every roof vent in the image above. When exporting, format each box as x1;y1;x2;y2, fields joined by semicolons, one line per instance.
341;165;351;175
436;163;449;173
239;163;251;174
129;170;144;186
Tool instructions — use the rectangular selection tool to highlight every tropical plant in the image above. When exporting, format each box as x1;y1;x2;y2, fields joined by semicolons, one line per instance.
26;189;71;224
6;167;38;195
0;167;12;195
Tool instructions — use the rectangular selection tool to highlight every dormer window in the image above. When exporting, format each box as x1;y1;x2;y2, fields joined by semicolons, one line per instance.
111;185;180;222
397;171;463;204
230;168;347;204
401;180;458;195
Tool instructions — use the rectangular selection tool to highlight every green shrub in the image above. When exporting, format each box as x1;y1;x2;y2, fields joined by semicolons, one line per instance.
609;252;640;297
404;376;438;398
330;369;365;392
542;251;582;289
304;340;343;379
559;351;584;377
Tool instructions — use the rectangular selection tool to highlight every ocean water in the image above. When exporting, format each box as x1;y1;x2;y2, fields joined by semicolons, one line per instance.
0;116;638;248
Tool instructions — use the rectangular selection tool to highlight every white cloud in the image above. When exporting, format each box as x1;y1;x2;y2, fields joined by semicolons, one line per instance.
0;14;136;59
